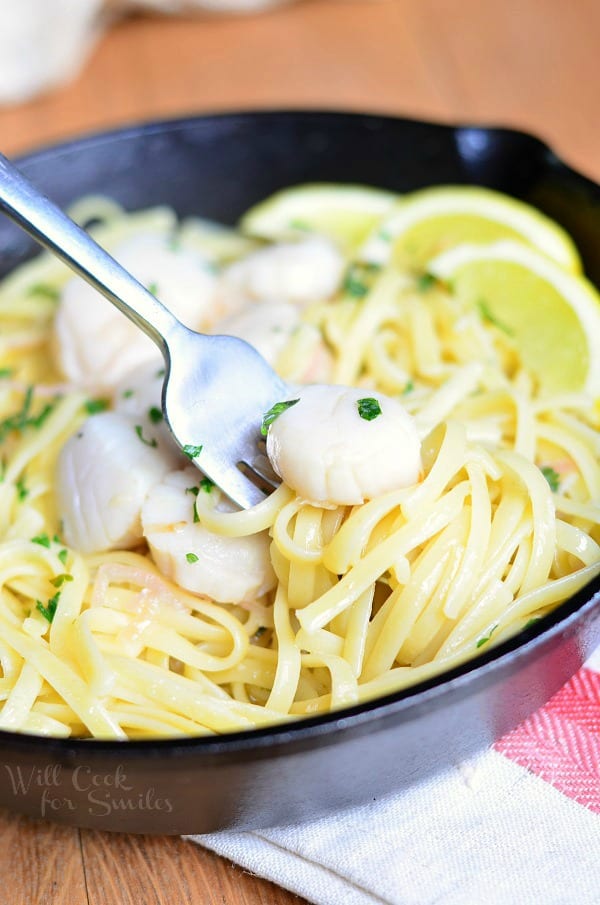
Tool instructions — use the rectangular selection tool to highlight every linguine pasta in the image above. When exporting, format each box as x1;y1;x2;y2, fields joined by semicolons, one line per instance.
0;194;598;739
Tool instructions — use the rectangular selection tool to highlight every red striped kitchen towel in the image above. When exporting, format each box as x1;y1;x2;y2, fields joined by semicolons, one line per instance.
190;648;600;905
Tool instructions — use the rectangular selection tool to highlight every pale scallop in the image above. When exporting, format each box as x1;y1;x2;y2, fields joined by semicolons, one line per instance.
223;235;344;306
211;301;300;365
56;412;181;554
53;233;216;388
141;469;276;604
266;385;422;505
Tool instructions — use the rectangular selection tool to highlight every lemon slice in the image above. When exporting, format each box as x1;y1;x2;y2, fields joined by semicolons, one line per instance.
240;183;398;252
361;186;581;273
428;240;600;395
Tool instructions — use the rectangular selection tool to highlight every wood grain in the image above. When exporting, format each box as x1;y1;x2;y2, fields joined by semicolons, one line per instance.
0;811;88;905
79;830;302;905
0;1;599;903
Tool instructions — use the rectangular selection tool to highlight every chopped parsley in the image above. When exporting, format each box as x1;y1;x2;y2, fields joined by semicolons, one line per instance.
31;534;51;548
148;406;163;424
134;425;157;448
186;552;199;564
342;261;381;299
58;548;69;566
541;466;560;492
15;475;28;501
524;616;542;630
0;386;55;443
260;399;299;436
476;299;514;336
182;443;203;459
36;592;60;624
84;398;109;415
28;283;60;301
289;219;311;232
186;478;213;496
378;229;392;242
416;272;437;293
402;379;415;395
476;624;499;649
122;388;134;399
167;234;181;252
357;397;382;421
147;282;159;296
0;368;13;378
344;274;368;298
50;573;74;588
155;368;165;379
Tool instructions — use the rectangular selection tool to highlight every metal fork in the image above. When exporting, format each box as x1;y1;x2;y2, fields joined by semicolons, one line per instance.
0;152;289;508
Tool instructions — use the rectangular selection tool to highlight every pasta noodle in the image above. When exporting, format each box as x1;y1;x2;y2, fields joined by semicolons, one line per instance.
0;192;598;739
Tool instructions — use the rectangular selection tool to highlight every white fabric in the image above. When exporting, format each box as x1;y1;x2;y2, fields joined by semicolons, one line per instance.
0;0;298;105
189;750;600;905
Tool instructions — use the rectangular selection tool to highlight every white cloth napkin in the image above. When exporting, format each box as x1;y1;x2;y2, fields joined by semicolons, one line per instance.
0;0;298;105
188;647;600;905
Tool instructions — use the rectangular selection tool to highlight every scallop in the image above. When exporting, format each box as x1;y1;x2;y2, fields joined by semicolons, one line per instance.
222;236;345;306
56;411;181;554
265;385;422;506
53;233;216;388
210;301;300;365
141;469;276;604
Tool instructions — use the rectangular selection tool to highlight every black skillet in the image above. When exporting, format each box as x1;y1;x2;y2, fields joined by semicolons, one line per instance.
0;111;599;834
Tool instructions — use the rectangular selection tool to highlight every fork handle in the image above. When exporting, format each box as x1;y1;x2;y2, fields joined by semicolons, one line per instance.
0;151;183;356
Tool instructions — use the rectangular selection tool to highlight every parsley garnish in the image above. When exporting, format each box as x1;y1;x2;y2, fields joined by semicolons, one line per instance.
200;477;214;493
28;283;59;301
342;261;382;299
186;552;199;563
289;219;311;231
84;398;109;415
36;592;60;623
0;387;54;443
31;534;51;548
148;406;163;424
476;624;499;649
524;616;541;630
122;389;134;399
167;234;181;252
378;229;392;242
147;282;159;296
260;399;299;436
182;444;203;459
135;425;157;448
58;549;69;566
357;397;382;421
50;573;74;588
155;368;165;379
416;272;437;293
476;299;514;336
0;368;13;378
15;476;28;501
185;485;200;497
403;380;415;395
541;466;560;492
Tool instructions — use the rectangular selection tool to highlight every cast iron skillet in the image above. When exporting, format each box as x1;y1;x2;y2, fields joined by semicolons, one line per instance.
0;111;599;834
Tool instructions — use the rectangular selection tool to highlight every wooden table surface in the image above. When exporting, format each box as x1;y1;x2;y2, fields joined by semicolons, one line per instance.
1;1;600;902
